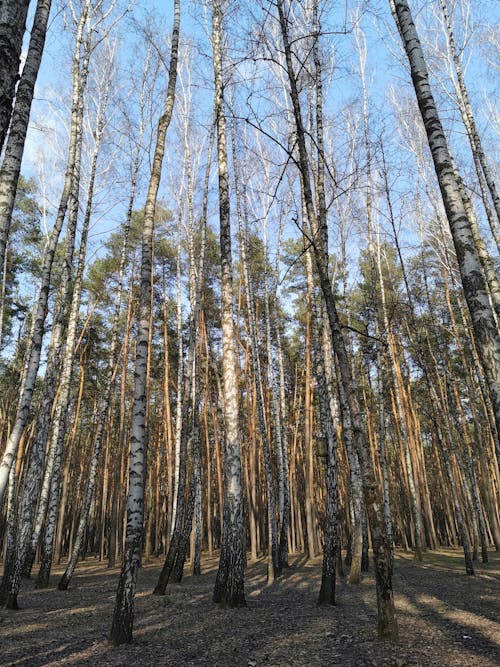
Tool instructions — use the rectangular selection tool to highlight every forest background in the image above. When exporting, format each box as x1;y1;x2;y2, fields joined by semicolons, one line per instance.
0;0;499;654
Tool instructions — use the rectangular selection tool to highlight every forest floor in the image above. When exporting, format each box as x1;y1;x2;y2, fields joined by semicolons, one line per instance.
0;548;498;667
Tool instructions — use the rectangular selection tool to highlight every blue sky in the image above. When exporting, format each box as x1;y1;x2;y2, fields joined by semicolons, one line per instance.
19;0;500;289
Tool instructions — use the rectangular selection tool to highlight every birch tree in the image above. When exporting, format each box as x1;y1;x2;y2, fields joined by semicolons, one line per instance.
58;35;156;591
0;0;31;152
0;0;93;509
0;0;52;345
437;0;500;237
36;45;115;589
390;0;500;471
110;0;180;644
211;0;246;608
276;0;398;639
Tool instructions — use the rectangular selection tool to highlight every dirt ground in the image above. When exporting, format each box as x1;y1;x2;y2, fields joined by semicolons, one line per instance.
0;549;498;667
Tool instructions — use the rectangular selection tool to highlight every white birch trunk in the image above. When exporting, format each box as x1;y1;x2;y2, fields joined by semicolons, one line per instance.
0;0;92;507
0;0;50;254
277;0;398;638
391;0;500;463
16;21;92;587
49;72;116;589
211;0;246;608
170;211;184;537
0;0;51;337
34;96;101;587
58;95;142;591
110;0;180;644
439;0;500;234
314;305;339;605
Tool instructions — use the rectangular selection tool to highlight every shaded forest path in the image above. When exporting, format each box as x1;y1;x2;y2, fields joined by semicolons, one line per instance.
0;550;499;666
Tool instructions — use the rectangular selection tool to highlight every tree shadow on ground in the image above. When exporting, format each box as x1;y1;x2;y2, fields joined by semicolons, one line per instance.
0;549;498;666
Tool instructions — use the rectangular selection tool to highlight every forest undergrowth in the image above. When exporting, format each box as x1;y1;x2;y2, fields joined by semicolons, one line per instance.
0;549;498;667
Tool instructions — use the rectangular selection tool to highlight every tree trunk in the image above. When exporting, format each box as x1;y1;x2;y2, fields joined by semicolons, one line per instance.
314;306;339;605
34;59;110;590
0;0;31;152
211;0;246;608
110;0;180;645
0;0;51;322
391;0;500;454
59;92;125;587
0;0;91;508
439;0;500;237
276;313;291;569
276;0;398;639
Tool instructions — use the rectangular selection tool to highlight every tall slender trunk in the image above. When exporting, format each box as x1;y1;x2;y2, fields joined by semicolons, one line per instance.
33;37;109;586
436;427;475;575
439;0;500;236
275;310;290;568
110;0;179;645
34;87;101;587
311;5;339;597
314;304;339;605
0;467;16;604
276;0;398;638
2;7;91;603
0;0;92;507
211;0;245;608
376;348;394;559
0;0;52;328
355;17;397;565
390;0;500;453
58;74;123;589
0;0;31;152
162;273;174;538
170;210;184;536
109;268;135;568
303;245;317;560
